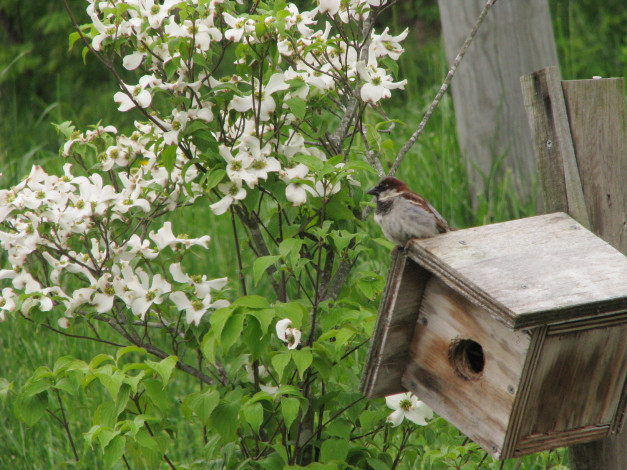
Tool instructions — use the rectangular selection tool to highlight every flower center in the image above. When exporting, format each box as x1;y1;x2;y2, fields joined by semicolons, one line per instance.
251;159;267;170
399;398;412;411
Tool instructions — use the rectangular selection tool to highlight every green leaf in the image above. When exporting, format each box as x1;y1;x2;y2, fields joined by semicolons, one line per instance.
14;393;47;426
253;256;280;286
53;356;86;376
320;438;349;462
243;402;264;433
143;378;171;413
278;238;303;259
182;389;220;426
161;145;177;173
209;305;234;339
234;295;271;309
274;385;304;399
94;402;117;428
248;308;275;333
367;458;391;470
245;391;275;405
206;168;226;190
290;349;312;379
68;31;81;49
54;375;81;396
293;153;324;172
115;346;146;364
355;271;385;300
371;237;396;251
344;159;378;173
103;435;125;469
359;410;379;430
271;352;291;381
280;397;300;430
90;354;115;370
210;401;241;440
135;428;163;454
285;97;306;120
201;333;217;363
95;369;125;400
242;316;266;359
326;198;355;222
124;370;145;394
146;356;178;387
221;313;244;353
275;301;307;329
326;418;353;440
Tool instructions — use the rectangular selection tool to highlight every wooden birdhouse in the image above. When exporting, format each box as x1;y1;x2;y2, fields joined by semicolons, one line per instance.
361;212;627;460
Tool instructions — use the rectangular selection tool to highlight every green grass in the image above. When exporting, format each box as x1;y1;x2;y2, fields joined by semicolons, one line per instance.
0;1;623;468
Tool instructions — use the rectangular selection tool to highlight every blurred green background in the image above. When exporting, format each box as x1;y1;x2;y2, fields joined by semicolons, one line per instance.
0;0;625;468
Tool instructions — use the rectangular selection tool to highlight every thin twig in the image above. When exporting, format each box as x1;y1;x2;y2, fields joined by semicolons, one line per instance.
55;390;79;462
389;0;498;176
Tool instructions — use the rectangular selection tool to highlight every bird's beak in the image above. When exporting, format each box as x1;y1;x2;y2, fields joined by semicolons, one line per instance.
367;186;379;196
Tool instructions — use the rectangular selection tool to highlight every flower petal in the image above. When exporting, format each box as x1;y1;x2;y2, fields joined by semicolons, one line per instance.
405;401;433;426
276;318;292;342
386;408;404;427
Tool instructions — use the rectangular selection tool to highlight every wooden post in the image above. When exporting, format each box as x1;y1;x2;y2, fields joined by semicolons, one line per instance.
438;0;558;204
521;67;627;469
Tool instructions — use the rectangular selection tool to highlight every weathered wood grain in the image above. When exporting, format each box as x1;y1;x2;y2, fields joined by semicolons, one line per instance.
522;70;627;469
518;324;627;440
407;213;627;329
562;78;627;254
520;67;590;227
501;327;547;459
438;0;558;203
360;249;430;398
403;276;531;459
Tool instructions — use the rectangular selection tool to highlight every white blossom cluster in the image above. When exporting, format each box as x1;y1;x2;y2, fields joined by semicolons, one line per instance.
84;0;407;212
0;124;228;327
0;0;408;331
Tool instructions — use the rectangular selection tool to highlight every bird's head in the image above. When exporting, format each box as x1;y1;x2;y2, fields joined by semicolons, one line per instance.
367;177;408;200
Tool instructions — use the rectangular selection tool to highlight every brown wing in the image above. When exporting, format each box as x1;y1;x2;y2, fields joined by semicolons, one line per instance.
401;191;450;233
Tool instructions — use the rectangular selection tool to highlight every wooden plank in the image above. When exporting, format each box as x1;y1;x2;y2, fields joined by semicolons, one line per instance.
555;77;627;470
402;276;531;459
518;325;627;440
520;66;590;227
360;249;430;398
562;78;627;254
438;0;558;203
514;425;610;456
501;327;547;459
407;213;627;329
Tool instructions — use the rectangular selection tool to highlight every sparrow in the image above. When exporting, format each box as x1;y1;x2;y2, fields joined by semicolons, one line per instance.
367;177;450;246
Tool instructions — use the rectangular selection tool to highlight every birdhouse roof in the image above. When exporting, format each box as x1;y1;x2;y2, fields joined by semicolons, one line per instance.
407;212;627;329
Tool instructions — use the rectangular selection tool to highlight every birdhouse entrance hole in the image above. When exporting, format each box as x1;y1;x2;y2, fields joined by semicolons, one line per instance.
449;338;485;380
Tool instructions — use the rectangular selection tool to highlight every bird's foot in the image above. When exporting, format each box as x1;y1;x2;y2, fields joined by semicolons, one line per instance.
402;239;414;255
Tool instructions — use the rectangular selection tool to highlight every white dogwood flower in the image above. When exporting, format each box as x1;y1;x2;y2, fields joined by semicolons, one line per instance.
276;318;302;349
385;392;433;427
357;60;407;104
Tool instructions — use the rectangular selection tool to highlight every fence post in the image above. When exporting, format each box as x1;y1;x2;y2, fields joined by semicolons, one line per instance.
521;66;627;469
438;0;558;204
